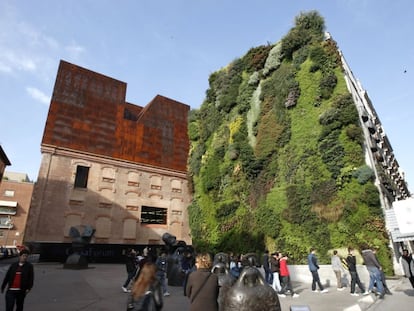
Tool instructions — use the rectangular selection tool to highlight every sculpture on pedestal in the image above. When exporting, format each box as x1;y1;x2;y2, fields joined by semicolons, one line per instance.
64;225;95;269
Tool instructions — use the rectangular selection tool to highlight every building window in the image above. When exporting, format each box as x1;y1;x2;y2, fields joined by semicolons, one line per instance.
101;167;115;183
171;179;182;193
150;175;162;190
127;172;140;187
141;206;167;225
3;190;14;197
74;165;89;188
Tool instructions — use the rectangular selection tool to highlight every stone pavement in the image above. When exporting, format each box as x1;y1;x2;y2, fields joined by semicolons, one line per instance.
0;262;412;311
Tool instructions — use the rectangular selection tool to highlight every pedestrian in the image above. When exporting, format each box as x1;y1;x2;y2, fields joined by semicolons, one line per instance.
1;249;34;311
182;250;196;292
126;262;163;311
262;250;273;285
331;250;345;291
269;252;282;293
400;249;414;288
307;248;328;293
361;245;384;299
229;253;240;279
278;252;299;298
123;248;138;293
185;252;219;311
345;247;368;296
155;251;170;297
372;248;392;295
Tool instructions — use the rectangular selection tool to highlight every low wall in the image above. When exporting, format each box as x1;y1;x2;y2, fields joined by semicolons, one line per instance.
287;265;370;287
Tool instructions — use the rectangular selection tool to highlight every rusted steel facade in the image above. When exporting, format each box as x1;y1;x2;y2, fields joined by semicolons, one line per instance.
43;60;189;172
25;61;191;248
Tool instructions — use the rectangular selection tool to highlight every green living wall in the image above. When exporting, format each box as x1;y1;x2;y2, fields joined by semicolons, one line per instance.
187;11;392;273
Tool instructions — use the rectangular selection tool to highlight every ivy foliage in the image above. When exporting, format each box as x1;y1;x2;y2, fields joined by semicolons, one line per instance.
187;11;392;272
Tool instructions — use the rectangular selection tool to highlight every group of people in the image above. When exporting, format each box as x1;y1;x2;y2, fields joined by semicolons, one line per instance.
262;250;300;298
125;245;414;310
124;248;174;311
2;246;411;311
310;246;391;299
264;245;414;302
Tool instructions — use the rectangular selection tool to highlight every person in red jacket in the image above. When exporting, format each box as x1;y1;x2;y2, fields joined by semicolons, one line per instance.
1;249;34;311
278;252;299;298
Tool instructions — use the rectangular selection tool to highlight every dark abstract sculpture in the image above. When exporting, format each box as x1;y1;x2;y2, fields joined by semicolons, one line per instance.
241;252;259;268
64;225;95;269
222;266;281;311
212;260;236;309
162;232;194;286
214;252;230;269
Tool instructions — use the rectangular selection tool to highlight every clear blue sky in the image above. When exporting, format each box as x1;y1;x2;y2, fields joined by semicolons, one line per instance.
1;0;413;193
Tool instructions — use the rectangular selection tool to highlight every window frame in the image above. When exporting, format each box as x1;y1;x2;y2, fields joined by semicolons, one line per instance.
74;165;89;188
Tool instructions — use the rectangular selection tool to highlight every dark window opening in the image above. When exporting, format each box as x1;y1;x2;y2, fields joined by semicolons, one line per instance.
141;206;167;225
74;165;89;188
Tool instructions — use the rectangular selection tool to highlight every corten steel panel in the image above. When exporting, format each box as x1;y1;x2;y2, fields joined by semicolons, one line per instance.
42;60;189;172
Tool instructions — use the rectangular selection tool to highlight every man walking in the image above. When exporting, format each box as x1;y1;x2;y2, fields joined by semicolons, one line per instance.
121;248;137;292
262;250;272;284
331;250;345;291
307;248;328;293
345;247;368;296
156;251;170;296
400;249;414;288
1;249;34;311
361;245;384;299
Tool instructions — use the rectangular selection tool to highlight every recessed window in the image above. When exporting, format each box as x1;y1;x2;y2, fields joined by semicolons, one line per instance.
74;165;89;188
141;206;167;225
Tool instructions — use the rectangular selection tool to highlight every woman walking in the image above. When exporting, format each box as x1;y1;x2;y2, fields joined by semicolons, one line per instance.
126;262;163;311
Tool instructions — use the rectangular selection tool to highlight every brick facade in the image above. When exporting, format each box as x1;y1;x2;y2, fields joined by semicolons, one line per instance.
0;179;34;246
25;60;191;246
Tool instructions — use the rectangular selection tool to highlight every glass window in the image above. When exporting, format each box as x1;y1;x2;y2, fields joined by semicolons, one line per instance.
74;165;89;188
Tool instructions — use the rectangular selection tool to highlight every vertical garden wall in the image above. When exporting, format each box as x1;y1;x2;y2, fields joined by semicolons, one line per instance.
188;11;392;273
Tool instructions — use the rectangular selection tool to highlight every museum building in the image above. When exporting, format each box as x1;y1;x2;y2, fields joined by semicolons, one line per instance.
24;61;191;259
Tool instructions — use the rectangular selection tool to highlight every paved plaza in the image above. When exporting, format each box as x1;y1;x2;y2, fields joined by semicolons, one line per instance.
0;261;412;311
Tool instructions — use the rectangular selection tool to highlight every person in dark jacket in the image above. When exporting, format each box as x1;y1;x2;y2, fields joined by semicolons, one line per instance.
269;252;282;293
262;250;272;285
127;262;163;311
155;251;169;296
345;247;367;296
400;249;414;288
122;248;138;293
1;249;34;311
186;252;219;311
307;248;328;293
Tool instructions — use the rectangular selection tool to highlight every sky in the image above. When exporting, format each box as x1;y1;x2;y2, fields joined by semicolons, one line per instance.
0;0;413;193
